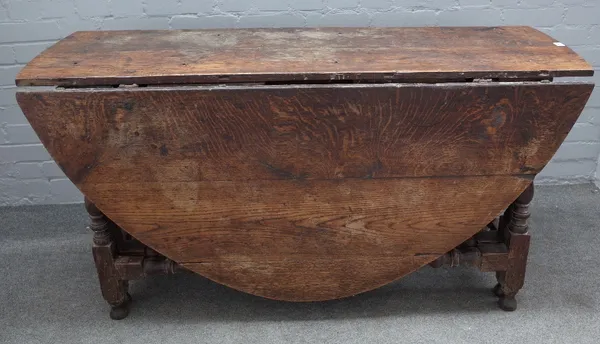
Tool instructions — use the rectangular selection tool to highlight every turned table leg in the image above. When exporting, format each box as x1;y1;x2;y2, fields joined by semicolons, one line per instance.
85;198;131;320
493;182;534;311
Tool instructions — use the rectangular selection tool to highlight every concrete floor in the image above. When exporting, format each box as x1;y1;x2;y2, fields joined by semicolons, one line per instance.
1;184;599;344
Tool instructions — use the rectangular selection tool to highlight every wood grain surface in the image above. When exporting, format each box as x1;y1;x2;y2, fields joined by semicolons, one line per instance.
17;83;593;185
17;82;592;300
90;176;533;301
16;27;593;87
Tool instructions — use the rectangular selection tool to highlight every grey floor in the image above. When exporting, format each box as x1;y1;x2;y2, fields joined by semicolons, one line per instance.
1;184;599;344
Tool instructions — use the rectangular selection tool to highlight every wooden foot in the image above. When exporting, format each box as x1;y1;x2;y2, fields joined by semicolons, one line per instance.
498;296;517;311
494;183;533;311
86;198;132;320
109;293;132;320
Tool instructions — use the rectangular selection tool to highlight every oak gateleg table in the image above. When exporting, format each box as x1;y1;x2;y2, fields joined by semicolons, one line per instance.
15;27;594;319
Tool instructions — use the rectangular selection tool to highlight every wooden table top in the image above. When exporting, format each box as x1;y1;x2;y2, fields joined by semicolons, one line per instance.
16;26;593;87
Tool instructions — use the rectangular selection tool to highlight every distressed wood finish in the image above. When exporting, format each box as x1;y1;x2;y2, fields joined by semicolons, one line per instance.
102;178;526;262
16;27;593;87
17;82;591;301
85;199;130;319
82;185;533;311
93;176;529;300
494;183;534;311
15;27;596;314
16;83;593;186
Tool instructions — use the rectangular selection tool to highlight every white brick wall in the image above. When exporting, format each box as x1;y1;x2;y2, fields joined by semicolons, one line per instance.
0;0;599;205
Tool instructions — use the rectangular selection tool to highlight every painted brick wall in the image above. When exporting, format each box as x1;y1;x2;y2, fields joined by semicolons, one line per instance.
0;0;599;205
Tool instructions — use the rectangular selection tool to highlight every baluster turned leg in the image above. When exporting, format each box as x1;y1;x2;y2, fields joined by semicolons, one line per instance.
493;182;534;311
85;198;131;320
